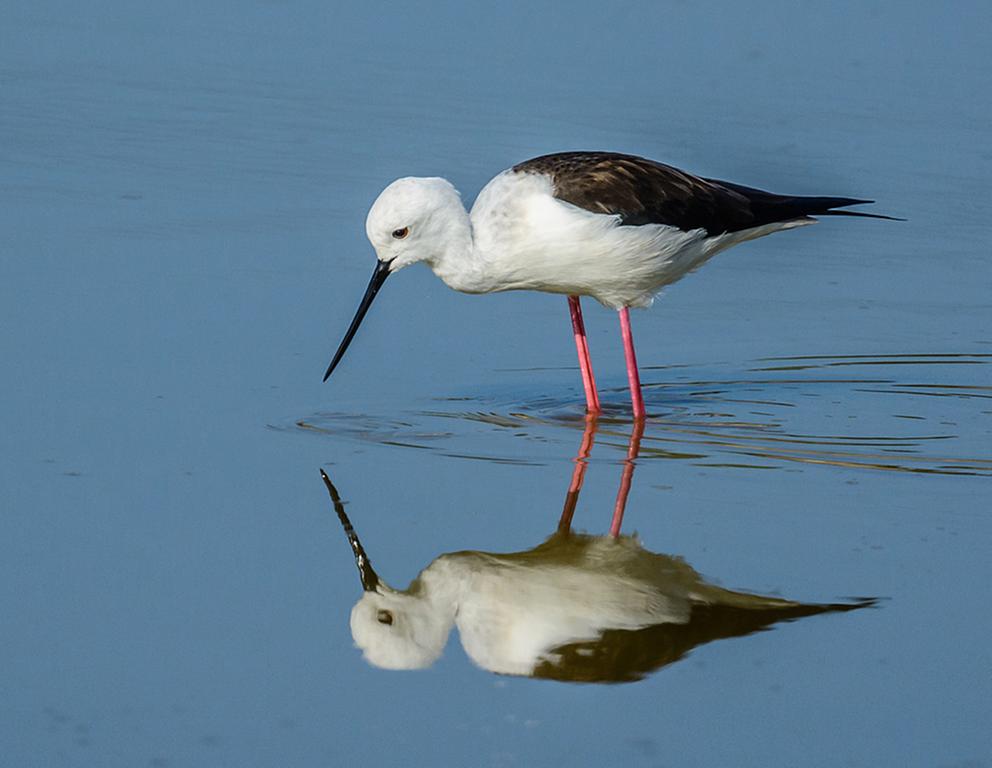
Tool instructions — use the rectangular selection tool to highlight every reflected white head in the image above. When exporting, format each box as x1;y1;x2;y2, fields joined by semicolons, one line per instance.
322;468;455;670
349;588;453;670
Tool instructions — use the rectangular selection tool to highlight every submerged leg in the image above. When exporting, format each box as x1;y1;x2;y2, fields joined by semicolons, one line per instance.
618;307;646;420
568;296;601;414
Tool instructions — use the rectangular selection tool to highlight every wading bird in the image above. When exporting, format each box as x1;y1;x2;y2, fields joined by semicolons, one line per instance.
323;152;895;418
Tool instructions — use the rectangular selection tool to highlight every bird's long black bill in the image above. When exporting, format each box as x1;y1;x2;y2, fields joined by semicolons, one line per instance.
320;469;379;592
322;259;392;382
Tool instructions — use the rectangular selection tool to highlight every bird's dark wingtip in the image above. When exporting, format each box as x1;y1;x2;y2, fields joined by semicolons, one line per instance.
817;197;904;222
821;209;906;222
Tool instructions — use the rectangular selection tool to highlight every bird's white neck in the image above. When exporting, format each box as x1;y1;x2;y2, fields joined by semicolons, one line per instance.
423;199;495;294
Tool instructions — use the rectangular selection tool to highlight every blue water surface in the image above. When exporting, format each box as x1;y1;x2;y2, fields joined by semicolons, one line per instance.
2;1;990;766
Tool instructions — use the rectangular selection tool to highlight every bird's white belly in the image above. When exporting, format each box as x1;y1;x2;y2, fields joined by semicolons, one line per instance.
491;207;713;309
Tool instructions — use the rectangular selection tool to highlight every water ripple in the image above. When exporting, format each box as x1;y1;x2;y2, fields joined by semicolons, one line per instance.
287;353;991;476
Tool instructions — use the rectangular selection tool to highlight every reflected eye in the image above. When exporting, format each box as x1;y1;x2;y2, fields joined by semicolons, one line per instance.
376;609;394;625
391;227;409;240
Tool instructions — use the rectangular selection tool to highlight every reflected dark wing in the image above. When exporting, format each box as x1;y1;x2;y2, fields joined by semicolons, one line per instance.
513;152;888;236
531;598;877;684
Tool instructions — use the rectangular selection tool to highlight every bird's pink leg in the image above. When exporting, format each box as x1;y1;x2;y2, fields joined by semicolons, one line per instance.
558;416;598;534
618;307;646;420
568;296;601;414
609;419;644;538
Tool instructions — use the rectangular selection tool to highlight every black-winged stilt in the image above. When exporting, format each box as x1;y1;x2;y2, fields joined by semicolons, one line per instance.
323;152;897;418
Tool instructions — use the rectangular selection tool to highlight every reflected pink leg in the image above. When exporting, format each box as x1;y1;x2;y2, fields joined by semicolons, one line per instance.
568;296;601;414
558;417;598;534
618;306;645;420
609;419;644;538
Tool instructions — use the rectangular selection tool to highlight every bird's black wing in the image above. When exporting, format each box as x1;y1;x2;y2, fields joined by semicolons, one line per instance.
514;152;892;236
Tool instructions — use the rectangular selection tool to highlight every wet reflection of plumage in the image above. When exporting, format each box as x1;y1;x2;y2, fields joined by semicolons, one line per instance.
322;423;874;683
355;528;870;682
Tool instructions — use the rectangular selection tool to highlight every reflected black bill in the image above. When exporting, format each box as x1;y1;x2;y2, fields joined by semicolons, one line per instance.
320;469;379;592
322;259;393;382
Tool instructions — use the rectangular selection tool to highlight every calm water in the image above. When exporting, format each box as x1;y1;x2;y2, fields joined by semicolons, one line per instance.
2;1;990;766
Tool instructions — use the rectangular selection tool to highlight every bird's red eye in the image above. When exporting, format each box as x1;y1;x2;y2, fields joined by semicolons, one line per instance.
392;227;409;239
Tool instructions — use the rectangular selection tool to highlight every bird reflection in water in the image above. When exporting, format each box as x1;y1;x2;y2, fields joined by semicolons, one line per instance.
323;419;874;683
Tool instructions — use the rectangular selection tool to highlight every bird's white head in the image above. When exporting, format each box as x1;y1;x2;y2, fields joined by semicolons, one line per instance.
322;176;471;382
365;176;468;273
